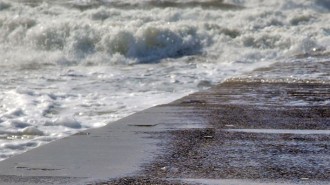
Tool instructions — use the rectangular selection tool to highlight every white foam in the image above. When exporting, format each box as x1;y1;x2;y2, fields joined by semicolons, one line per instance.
0;0;328;67
53;117;82;129
21;127;44;136
9;120;30;128
2;142;38;151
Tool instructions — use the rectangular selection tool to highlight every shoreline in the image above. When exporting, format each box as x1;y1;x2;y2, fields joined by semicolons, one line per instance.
0;59;329;185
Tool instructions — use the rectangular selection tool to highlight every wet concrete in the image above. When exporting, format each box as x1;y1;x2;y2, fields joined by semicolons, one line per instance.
0;59;329;184
102;59;330;184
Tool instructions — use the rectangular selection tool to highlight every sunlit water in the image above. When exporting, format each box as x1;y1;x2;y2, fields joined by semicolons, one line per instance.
0;0;329;160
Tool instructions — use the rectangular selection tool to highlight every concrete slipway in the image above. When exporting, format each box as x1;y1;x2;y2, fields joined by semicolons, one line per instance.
0;59;329;185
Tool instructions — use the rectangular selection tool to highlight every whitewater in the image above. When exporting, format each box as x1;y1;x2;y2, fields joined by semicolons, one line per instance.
0;0;329;160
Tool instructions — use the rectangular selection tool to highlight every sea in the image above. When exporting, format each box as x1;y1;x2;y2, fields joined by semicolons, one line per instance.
0;0;329;160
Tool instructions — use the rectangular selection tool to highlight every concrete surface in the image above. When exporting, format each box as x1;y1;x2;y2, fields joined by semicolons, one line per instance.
0;59;329;185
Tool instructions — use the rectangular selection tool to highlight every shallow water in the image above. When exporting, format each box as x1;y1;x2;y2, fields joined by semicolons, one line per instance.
0;0;329;160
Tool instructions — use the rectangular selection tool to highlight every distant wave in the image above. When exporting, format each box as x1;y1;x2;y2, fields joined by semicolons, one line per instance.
9;0;242;10
97;0;243;10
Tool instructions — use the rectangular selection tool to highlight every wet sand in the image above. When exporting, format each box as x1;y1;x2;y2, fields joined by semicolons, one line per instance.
0;59;329;185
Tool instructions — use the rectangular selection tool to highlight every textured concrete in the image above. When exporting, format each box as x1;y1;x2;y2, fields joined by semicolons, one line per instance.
0;59;329;185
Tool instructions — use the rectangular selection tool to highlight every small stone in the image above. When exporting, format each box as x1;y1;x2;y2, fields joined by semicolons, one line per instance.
160;166;168;171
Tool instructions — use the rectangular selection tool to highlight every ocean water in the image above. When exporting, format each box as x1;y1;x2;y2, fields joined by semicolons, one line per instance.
0;0;329;160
